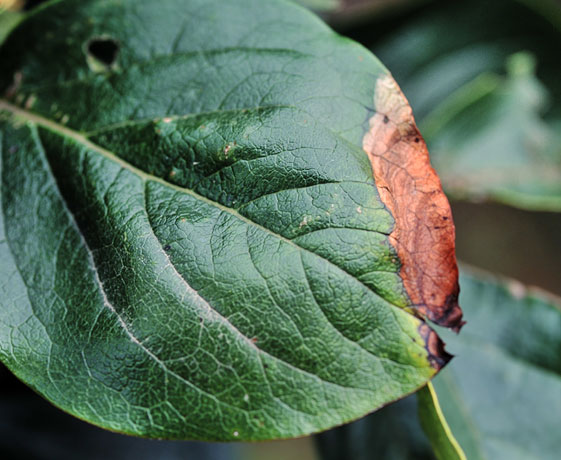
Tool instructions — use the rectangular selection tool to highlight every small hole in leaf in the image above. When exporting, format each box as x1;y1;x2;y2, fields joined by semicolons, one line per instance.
86;37;120;70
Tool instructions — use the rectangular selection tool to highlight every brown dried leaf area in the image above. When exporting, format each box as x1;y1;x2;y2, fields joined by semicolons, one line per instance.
363;74;464;334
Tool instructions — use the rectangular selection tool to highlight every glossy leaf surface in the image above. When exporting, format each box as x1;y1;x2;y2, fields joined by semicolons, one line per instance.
0;0;459;441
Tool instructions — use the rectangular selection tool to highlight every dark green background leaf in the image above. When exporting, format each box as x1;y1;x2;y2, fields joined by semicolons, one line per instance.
434;268;561;460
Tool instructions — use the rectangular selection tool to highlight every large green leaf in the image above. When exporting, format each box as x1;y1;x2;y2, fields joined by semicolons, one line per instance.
373;0;561;211
0;0;460;441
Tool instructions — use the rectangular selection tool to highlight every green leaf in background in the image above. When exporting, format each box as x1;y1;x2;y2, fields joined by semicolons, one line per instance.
433;267;561;460
375;0;561;119
0;0;460;441
374;0;561;211
316;268;561;460
424;52;561;211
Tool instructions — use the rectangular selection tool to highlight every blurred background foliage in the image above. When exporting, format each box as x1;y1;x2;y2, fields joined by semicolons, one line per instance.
1;0;560;458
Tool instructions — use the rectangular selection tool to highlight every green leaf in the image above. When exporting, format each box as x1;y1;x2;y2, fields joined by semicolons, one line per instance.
374;0;561;211
424;53;561;211
0;0;460;441
433;267;561;460
417;382;466;460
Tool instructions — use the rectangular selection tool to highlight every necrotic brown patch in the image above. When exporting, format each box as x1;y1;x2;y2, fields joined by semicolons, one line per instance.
363;74;464;332
418;324;452;369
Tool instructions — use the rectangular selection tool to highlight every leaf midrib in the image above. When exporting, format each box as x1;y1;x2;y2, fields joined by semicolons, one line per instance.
0;99;411;316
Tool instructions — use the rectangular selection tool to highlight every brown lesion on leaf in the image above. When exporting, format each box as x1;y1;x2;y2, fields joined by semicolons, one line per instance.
418;323;452;369
363;74;464;337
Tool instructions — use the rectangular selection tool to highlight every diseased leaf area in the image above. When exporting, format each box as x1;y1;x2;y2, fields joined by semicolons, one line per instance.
0;0;456;441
